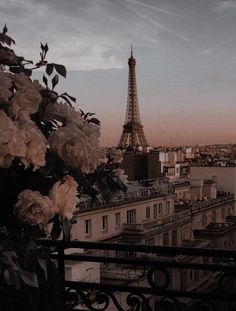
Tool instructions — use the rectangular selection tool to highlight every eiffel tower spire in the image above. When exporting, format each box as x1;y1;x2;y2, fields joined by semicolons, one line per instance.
118;47;148;149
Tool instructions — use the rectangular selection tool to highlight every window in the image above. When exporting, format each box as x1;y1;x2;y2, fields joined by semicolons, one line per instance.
102;215;108;231
158;203;162;215
127;209;136;224
202;214;207;227
115;212;121;227
166;201;170;215
146;238;154;245
84;219;92;236
163;201;170;216
125;241;135;258
212;209;216;222
163;232;169;246
221;207;225;220
228;207;232;216
140;189;149;197
153;204;158;219
194;270;199;281
189;270;193;280
103;250;109;257
203;257;209;276
180;271;187;291
224;240;228;249
172;229;177;246
146;206;150;219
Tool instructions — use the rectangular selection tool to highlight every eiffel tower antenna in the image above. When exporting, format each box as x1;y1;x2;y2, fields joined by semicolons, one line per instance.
118;47;148;149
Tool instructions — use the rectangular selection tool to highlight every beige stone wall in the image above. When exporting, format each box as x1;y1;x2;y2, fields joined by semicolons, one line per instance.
175;186;191;202
72;195;175;241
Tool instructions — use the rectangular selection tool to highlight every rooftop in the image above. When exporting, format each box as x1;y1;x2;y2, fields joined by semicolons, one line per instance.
77;178;174;213
194;222;236;236
175;193;234;214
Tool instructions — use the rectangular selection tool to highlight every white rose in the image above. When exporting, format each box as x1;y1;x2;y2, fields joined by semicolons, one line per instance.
49;175;79;219
0;69;12;103
107;147;123;163
0;111;27;168
0;155;14;168
45;102;83;125
113;168;128;185
13;73;32;89
0;48;19;66
48;123;104;174
9;73;42;119
15;190;54;226
32;79;44;92
18;116;47;170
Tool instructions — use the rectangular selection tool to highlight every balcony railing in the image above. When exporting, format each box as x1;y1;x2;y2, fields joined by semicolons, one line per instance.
175;194;234;214
122;211;190;232
38;239;236;311
122;223;144;232
190;194;234;213
78;182;174;212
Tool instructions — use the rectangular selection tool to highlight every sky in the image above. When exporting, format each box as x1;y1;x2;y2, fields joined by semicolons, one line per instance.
1;0;236;147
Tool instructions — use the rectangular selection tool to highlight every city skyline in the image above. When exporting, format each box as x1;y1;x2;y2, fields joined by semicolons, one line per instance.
1;0;236;146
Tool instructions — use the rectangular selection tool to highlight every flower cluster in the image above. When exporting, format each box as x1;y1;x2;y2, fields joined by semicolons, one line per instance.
46;102;105;174
0;69;104;174
0;25;128;234
0;26;128;311
0;72;47;170
15;176;79;226
0;26;106;229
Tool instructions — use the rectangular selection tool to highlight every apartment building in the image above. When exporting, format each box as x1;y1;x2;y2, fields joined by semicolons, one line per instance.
71;171;235;247
67;167;236;309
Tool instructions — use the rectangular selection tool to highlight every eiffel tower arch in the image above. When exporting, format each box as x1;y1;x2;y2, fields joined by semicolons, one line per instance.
118;47;148;150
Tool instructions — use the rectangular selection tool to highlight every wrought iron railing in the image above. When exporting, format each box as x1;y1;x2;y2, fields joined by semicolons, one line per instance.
38;239;236;311
175;194;234;214
78;181;174;212
190;194;234;213
122;210;190;232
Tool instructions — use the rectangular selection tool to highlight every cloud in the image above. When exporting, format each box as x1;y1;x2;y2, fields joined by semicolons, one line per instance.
214;1;236;11
0;0;127;71
125;0;178;16
122;1;190;43
201;37;236;54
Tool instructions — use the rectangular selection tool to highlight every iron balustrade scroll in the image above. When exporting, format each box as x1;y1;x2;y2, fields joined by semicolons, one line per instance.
37;239;236;311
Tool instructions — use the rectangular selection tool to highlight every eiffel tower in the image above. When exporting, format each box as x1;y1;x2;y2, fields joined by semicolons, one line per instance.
118;47;148;149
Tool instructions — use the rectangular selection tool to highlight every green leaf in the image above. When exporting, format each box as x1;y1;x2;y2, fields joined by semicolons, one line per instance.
46;63;54;76
51;218;62;240
54;64;67;78
0;33;15;46
64;92;76;103
89;117;101;126
60;95;72;107
85;112;95;119
3;24;7;34
43;75;48;87
62;219;72;240
9;66;21;74
20;270;39;288
80;109;85;117
52;74;59;89
23;68;32;77
0;251;19;270
38;258;47;281
44;43;49;53
3;269;21;290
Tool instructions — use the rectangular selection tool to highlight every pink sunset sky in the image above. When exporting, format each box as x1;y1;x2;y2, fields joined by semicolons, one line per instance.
2;0;236;146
